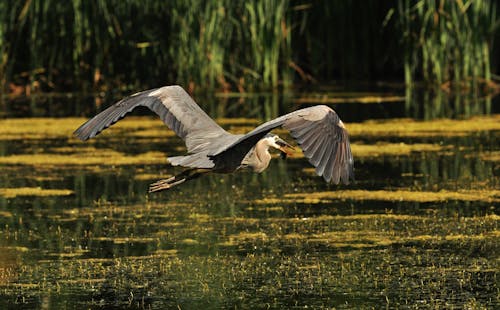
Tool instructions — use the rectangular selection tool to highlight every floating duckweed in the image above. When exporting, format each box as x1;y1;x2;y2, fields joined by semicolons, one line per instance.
346;115;500;137
1;115;499;141
134;173;168;181
181;238;200;245
0;118;84;140
309;231;441;248
351;142;444;157
295;142;444;161
48;252;88;258
299;214;427;221
0;113;498;309
245;206;284;212
0;246;29;252
218;217;260;225
444;231;499;241
189;213;211;222
57;278;107;284
5;283;40;289
294;94;405;104
218;232;268;246
0;211;13;217
0;117;258;141
480;151;500;162
29;175;64;182
129;128;176;138
215;118;259;125
92;237;157;244
0;187;74;198
256;189;500;204
155;249;179;256
0;151;166;166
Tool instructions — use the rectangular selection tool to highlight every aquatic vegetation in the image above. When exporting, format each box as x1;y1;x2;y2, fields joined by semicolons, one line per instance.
346;115;500;137
0;150;166;167
389;0;498;90
1;1;498;94
0;211;12;217
294;93;405;104
218;231;268;247
350;142;443;157
92;237;157;244
0;206;497;308
134;173;166;181
0;108;498;308
481;151;500;162
0;117;258;140
256;189;500;204
0;117;84;140
1;115;499;142
0;187;73;198
0;0;293;92
0;117;174;140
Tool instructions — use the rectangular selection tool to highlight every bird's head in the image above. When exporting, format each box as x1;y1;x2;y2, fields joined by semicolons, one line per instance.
263;134;295;158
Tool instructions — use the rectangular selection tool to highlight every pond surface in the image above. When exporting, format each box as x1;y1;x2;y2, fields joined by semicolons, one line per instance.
0;88;499;309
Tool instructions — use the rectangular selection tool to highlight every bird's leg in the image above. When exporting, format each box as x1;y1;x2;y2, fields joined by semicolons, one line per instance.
148;168;210;193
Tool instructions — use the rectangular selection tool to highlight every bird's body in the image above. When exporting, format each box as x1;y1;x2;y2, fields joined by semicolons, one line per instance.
75;85;354;192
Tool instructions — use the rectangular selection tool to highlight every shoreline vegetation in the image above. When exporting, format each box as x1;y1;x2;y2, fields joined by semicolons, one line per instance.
0;0;499;97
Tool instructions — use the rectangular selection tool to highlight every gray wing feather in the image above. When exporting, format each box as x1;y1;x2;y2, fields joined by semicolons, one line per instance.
210;105;354;184
74;85;230;153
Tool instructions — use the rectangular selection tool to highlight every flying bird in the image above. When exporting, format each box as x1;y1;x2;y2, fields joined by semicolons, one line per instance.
74;85;354;192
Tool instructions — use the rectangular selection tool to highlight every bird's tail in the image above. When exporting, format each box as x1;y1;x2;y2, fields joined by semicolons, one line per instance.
149;168;210;193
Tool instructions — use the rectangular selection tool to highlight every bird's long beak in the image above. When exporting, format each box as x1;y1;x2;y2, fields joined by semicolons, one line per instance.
276;138;295;157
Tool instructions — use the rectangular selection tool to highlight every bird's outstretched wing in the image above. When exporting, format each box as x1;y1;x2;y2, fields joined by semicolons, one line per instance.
74;85;230;153
210;105;354;184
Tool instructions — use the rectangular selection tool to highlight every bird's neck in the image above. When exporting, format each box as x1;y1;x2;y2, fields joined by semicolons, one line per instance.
252;139;272;173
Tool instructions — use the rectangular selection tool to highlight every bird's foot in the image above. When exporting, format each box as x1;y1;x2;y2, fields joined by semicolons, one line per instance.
149;176;186;193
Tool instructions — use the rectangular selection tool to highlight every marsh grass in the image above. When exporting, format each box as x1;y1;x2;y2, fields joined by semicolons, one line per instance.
390;0;499;91
0;0;293;93
1;1;498;94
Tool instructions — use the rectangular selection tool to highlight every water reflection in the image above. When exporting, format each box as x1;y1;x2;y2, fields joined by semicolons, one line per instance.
405;87;496;119
0;88;499;308
4;85;499;120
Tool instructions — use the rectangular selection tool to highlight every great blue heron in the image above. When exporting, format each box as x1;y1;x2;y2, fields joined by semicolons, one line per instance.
74;85;354;192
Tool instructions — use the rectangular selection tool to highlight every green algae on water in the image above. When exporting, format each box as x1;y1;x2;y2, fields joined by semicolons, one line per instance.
0;150;166;167
1;115;499;141
255;189;500;204
0;187;74;198
346;115;500;137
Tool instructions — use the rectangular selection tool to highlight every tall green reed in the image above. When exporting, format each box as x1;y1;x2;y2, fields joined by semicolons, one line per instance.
1;0;173;93
168;0;292;92
0;0;294;93
244;0;290;89
391;0;498;91
168;0;230;91
0;1;7;92
0;0;498;95
0;1;23;93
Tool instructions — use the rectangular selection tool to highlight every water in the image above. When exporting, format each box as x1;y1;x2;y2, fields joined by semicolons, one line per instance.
0;88;499;309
